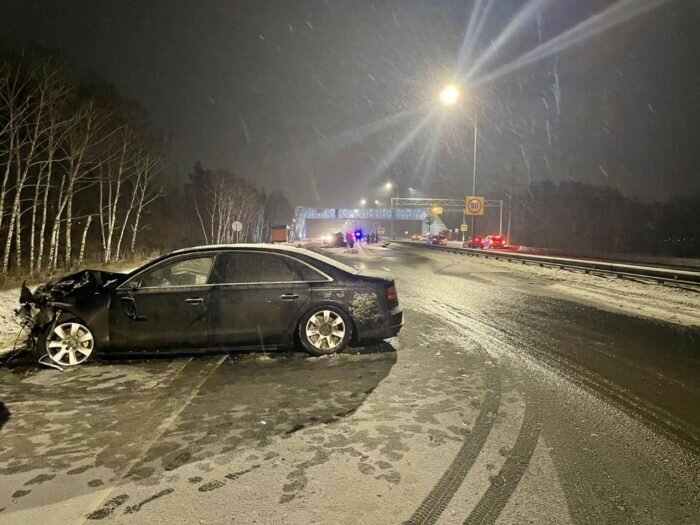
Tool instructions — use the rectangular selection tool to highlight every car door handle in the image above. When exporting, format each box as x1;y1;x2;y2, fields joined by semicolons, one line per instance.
185;297;205;305
280;293;299;301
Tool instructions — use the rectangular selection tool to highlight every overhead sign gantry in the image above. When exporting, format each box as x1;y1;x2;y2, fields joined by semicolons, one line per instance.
389;197;503;239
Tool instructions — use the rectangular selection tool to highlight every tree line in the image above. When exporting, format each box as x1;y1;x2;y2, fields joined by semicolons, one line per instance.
0;49;292;282
0;50;167;278
510;180;700;258
183;162;292;246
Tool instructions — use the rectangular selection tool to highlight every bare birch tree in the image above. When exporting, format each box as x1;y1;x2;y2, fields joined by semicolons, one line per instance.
1;60;62;274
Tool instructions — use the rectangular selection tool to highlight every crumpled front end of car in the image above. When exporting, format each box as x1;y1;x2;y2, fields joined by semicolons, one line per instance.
7;270;124;367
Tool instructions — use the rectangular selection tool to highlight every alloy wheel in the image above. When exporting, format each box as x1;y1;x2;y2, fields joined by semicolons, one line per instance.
46;322;94;366
305;310;346;353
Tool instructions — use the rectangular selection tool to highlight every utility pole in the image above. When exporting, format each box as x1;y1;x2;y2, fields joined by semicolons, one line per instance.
390;187;399;240
390;195;395;240
462;210;467;242
499;200;503;236
506;170;514;242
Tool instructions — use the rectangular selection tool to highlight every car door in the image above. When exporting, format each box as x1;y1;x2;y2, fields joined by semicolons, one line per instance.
207;251;322;347
109;255;216;350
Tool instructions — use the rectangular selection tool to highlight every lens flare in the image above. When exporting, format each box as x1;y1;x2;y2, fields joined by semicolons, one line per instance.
440;85;460;106
468;0;669;88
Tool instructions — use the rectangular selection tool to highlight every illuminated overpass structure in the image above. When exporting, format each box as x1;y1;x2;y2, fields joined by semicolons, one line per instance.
293;198;503;240
292;206;448;240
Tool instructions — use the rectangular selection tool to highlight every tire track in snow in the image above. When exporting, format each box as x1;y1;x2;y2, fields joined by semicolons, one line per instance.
403;341;502;525
463;401;541;525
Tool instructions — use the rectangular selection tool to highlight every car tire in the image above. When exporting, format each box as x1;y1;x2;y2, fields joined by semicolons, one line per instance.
38;316;95;367
299;305;353;356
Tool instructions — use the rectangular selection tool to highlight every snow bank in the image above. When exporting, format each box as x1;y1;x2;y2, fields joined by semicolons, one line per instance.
0;286;22;354
440;251;700;328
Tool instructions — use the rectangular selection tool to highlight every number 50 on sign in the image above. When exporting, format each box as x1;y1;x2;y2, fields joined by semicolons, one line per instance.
465;196;484;216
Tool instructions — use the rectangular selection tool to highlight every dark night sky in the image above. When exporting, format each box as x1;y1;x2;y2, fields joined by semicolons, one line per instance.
1;0;698;206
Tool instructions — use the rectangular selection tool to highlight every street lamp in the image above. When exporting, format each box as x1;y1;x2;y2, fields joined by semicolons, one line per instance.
439;84;460;106
359;198;367;206
439;84;478;241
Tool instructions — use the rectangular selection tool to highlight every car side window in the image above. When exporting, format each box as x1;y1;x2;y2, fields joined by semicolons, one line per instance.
285;257;328;281
210;252;327;284
210;252;315;284
139;256;214;288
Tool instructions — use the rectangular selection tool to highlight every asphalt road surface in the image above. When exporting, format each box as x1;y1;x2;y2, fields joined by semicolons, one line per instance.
0;243;698;524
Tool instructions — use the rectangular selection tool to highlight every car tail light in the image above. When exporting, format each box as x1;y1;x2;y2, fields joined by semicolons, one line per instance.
386;284;398;303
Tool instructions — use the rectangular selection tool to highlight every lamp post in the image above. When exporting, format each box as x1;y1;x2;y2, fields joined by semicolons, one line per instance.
470;110;478;239
384;181;404;240
439;84;479;241
386;182;398;240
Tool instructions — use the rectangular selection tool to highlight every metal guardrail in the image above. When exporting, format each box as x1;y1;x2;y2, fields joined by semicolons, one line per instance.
392;241;700;287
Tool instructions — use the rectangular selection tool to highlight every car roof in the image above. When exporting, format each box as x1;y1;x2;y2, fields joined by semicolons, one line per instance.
168;243;358;275
171;243;309;256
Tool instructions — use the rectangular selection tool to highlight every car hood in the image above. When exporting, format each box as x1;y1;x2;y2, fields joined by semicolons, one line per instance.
25;270;127;304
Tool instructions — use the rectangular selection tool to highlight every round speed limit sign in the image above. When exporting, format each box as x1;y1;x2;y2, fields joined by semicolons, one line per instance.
466;196;484;216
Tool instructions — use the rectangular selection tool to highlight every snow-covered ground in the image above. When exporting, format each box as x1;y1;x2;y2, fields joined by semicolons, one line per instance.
489;255;700;327
0;285;23;354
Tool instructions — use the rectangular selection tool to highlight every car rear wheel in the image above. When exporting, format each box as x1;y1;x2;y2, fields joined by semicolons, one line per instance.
299;306;352;356
41;319;95;367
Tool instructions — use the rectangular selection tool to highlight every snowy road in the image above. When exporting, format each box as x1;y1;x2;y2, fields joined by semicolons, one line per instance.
0;243;698;524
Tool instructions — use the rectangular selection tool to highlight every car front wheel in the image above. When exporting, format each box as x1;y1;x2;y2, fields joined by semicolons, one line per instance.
299;306;352;356
40;319;95;367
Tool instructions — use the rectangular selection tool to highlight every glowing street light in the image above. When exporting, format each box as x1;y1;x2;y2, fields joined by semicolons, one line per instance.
439;84;460;106
440;83;478;240
359;198;367;206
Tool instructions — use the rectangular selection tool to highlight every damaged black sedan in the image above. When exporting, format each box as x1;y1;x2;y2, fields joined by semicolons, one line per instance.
17;245;403;367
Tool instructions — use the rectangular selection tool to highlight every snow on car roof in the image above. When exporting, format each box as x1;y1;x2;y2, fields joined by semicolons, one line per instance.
171;243;308;254
170;244;358;274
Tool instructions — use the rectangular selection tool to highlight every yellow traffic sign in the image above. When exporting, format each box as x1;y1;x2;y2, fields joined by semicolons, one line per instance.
430;206;443;215
460;224;469;232
465;196;484;216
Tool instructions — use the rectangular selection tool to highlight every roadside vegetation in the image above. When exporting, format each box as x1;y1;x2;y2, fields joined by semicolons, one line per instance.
511;180;700;257
0;48;292;285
